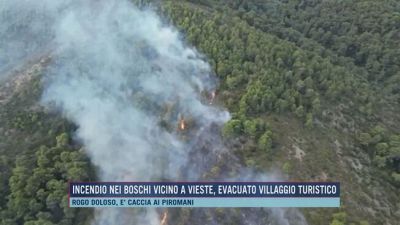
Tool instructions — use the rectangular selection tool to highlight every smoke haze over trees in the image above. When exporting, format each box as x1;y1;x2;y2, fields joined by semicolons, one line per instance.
0;0;399;225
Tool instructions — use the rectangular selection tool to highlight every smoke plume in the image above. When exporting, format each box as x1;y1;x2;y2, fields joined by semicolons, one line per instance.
42;0;230;181
0;0;307;224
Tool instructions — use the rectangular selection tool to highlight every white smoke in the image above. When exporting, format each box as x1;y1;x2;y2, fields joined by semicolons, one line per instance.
41;0;229;224
0;0;65;80
0;0;308;224
42;0;229;182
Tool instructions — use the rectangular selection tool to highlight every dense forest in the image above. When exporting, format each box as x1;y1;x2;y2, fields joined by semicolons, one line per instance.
159;0;400;224
0;0;399;225
162;0;400;180
0;71;94;224
160;1;400;224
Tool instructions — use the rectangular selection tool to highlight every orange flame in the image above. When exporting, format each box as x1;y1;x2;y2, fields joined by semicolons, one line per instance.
179;119;185;130
160;211;168;225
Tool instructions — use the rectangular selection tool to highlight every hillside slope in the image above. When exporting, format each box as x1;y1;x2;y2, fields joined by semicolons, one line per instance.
161;1;400;224
0;0;399;225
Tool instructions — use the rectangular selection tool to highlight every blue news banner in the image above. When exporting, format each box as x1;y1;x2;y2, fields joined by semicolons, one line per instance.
69;182;340;208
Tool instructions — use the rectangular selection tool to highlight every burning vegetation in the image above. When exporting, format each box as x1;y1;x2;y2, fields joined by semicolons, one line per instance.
160;210;168;225
179;116;186;131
